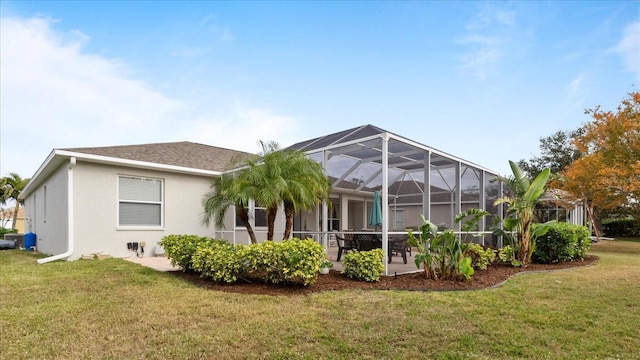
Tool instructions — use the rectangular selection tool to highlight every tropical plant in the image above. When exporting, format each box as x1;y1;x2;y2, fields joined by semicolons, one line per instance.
201;173;258;244
241;141;331;240
492;161;553;266
408;209;489;280
1;173;30;230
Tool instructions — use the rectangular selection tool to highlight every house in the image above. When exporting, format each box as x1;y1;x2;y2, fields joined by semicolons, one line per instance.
20;125;504;269
0;207;25;233
19;141;255;262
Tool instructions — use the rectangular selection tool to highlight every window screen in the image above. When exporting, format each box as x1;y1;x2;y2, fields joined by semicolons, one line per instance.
234;200;268;228
118;176;163;227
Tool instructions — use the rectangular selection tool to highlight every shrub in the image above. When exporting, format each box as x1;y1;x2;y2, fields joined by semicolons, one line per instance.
342;249;385;282
191;240;244;283
0;227;17;239
532;222;591;264
159;234;213;271
463;243;495;270
497;245;521;267
243;238;326;286
602;218;640;237
574;225;591;260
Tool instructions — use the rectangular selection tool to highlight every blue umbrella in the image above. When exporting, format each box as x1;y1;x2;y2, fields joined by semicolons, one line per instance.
369;190;382;230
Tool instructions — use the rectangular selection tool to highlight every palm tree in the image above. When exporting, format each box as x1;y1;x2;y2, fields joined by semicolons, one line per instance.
202;141;331;242
239;141;287;241
2;173;30;231
493;161;551;265
0;177;7;206
202;173;259;244
279;150;331;240
247;141;331;240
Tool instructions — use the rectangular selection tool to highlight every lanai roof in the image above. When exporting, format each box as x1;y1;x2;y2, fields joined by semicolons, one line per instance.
287;124;498;198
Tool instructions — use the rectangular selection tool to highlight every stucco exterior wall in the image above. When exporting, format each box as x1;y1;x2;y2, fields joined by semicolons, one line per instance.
23;163;69;256
69;161;220;259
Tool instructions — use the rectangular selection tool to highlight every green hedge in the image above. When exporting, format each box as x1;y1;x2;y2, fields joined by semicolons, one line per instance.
191;240;245;283
160;235;327;286
602;218;640;237
342;249;385;282
532;222;591;264
159;234;214;271
0;227;17;239
242;238;327;286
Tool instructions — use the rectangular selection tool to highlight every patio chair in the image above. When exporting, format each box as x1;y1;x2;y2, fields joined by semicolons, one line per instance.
335;234;357;261
389;236;409;264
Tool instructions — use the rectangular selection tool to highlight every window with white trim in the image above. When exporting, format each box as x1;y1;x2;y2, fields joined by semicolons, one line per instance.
118;176;163;227
235;200;268;228
254;201;267;227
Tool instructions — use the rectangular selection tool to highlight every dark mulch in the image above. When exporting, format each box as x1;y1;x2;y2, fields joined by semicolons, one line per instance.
170;255;598;296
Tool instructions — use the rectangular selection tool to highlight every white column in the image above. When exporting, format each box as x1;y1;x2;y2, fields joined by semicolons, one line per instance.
340;194;348;231
423;151;431;220
382;134;389;275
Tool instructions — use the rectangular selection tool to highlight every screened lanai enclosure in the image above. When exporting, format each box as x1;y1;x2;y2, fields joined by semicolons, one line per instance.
286;125;504;275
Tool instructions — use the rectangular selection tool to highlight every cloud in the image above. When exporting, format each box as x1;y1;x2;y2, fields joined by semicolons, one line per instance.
179;103;300;154
456;5;521;80
614;21;640;82
0;16;296;177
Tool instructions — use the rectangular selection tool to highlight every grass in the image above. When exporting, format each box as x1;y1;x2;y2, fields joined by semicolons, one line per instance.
1;240;639;359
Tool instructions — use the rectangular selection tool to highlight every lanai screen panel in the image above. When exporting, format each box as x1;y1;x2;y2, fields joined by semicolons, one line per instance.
322;137;384;191
461;164;482;217
288;125;502;236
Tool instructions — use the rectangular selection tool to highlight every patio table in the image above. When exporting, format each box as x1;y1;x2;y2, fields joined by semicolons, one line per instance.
351;234;408;264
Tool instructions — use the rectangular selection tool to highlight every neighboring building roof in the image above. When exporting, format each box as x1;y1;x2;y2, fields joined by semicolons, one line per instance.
62;141;252;173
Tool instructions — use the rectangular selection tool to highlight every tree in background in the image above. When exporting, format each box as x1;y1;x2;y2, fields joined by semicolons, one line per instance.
517;129;584;179
561;92;640;235
0;177;7;207
1;173;30;230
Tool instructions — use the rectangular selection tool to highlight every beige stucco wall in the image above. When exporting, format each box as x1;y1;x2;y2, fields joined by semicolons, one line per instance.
23;162;69;256
70;161;219;260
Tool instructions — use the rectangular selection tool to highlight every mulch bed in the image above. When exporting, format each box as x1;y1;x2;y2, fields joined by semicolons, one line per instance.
170;255;598;296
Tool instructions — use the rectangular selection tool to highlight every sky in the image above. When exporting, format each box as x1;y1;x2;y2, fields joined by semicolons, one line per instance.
1;1;638;180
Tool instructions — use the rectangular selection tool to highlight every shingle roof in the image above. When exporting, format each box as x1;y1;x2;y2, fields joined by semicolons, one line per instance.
61;141;253;172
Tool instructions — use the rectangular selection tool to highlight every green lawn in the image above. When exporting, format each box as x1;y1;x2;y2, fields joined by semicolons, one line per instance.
1;240;639;359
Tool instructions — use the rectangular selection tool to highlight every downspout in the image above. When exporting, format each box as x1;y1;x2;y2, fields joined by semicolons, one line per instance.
37;157;76;264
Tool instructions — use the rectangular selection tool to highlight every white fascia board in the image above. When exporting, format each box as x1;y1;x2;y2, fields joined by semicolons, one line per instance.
20;149;59;199
20;149;222;200
54;150;223;176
